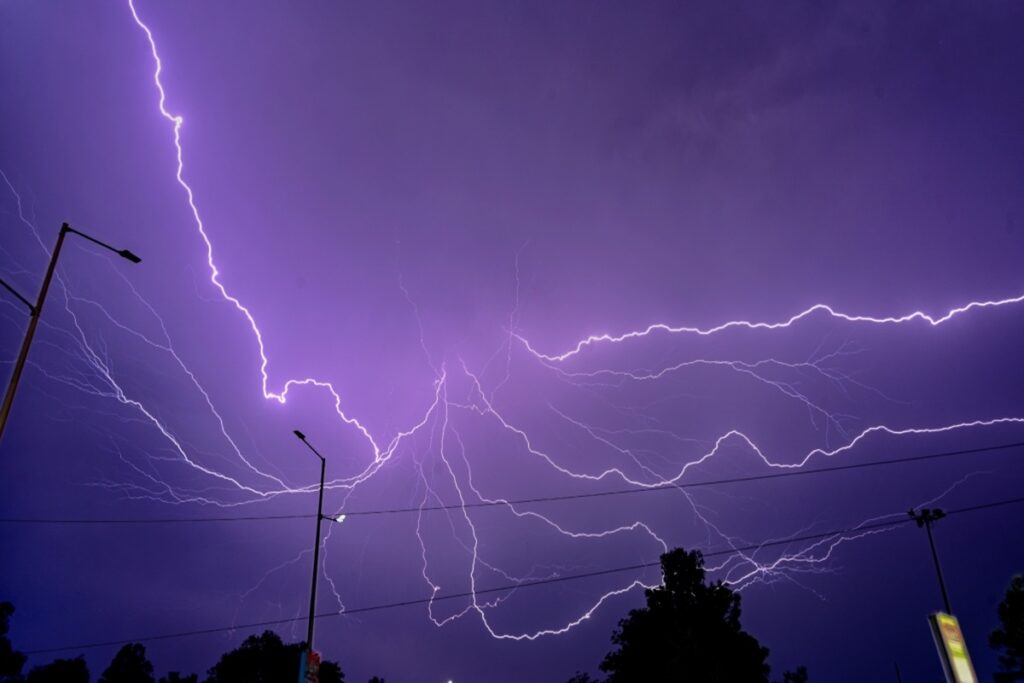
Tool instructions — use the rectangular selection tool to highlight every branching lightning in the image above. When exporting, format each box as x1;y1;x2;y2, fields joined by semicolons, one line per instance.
1;0;1021;651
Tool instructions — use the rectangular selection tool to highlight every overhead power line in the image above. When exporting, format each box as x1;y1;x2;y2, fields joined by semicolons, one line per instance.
0;512;313;525
2;439;1021;526
21;493;1024;656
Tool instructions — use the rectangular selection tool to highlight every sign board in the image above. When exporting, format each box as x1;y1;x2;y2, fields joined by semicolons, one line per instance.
929;612;977;683
297;648;321;683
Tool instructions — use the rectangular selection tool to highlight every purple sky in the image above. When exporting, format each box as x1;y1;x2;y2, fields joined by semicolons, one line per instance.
2;2;1024;681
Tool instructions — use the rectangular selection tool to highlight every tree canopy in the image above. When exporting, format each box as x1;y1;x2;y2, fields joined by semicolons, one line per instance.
204;630;342;683
598;548;771;682
991;574;1024;682
98;643;154;683
26;656;89;683
782;666;809;683
0;603;25;683
561;548;782;683
3;592;805;683
567;549;809;683
317;660;344;683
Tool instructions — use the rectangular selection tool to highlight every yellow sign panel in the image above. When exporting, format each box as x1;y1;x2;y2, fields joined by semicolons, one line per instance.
929;612;977;683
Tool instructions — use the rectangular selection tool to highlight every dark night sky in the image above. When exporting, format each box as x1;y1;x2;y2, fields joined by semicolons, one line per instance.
2;1;1024;681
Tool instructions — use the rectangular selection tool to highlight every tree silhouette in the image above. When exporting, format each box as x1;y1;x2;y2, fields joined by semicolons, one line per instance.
781;666;809;683
204;631;300;683
598;548;771;682
203;630;343;683
26;656;89;683
158;675;197;683
368;677;386;683
0;602;26;683
99;643;154;683
318;660;344;683
565;673;598;682
991;575;1024;682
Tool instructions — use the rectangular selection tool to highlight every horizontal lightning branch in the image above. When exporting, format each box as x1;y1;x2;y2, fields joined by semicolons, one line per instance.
517;294;1024;362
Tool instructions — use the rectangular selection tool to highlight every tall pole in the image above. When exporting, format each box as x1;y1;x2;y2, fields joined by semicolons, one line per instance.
909;508;952;614
308;453;326;649
294;430;326;653
0;222;140;442
0;225;68;440
923;518;952;614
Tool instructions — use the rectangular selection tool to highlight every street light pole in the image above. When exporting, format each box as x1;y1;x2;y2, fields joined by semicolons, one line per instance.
908;507;952;614
294;429;327;653
0;223;141;442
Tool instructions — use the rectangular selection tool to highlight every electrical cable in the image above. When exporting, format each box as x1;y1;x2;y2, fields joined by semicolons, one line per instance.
20;493;1024;655
2;439;1020;526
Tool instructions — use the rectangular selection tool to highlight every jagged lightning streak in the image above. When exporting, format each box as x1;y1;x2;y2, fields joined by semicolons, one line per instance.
443;338;1024;628
714;472;990;592
69;279;291;490
518;294;1024;362
125;0;398;464
462;361;1024;488
544;341;885;422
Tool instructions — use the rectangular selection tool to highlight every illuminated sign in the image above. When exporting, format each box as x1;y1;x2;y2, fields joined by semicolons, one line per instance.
929;612;977;683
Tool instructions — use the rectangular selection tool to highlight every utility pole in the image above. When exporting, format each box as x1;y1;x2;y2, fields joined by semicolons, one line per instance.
0;223;140;441
910;509;980;683
908;508;952;614
293;430;327;655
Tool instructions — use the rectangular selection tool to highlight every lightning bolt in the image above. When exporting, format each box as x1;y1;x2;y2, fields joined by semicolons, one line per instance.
2;0;1012;649
518;294;1024;363
126;0;421;472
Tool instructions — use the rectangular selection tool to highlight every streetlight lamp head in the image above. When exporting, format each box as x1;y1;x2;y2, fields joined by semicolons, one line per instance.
118;249;142;264
293;429;307;440
335;514;346;524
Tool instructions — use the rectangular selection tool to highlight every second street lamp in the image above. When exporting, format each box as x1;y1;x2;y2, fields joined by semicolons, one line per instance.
0;222;141;442
293;429;328;664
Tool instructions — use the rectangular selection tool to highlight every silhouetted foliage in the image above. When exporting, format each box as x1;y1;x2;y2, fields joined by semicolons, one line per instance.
368;678;386;683
1;603;354;683
26;656;89;683
0;602;26;683
318;660;344;683
204;631;299;683
781;666;809;683
203;630;342;683
99;643;154;683
565;673;599;683
991;575;1024;682
158;674;197;683
598;548;771;682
